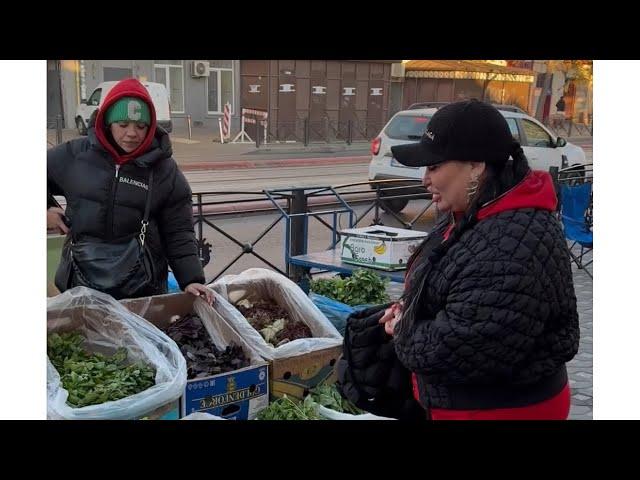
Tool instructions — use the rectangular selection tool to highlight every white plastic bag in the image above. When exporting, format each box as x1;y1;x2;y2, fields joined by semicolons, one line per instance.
181;412;226;420
195;292;265;365
316;405;395;420
211;268;342;360
47;287;187;420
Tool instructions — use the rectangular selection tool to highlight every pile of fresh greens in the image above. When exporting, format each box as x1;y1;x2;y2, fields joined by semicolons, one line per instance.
256;383;365;420
48;331;156;408
163;313;249;379
309;384;364;415
256;395;323;420
235;299;312;347
310;269;390;306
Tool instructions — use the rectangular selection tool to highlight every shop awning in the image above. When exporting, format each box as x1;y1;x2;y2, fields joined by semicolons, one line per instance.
404;60;535;83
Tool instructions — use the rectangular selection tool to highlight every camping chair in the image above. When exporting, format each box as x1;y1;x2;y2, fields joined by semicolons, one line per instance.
557;164;593;278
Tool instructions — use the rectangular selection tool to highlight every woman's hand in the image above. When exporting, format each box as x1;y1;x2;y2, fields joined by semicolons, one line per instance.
47;207;69;235
379;302;403;336
384;313;402;336
379;305;397;324
185;283;215;305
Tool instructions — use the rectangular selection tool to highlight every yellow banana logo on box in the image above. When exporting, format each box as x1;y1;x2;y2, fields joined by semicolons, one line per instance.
374;242;386;255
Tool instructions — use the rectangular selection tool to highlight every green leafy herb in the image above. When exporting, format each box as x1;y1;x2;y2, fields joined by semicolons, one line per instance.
310;383;364;415
310;269;390;306
48;331;156;408
256;395;323;420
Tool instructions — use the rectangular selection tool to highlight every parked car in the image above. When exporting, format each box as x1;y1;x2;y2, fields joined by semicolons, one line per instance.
75;81;172;135
369;106;589;213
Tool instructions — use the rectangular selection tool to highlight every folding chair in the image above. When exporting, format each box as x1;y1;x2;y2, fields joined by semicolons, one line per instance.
558;164;593;278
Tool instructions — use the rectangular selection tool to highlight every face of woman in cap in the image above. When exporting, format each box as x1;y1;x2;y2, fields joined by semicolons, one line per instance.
423;160;485;213
110;121;148;153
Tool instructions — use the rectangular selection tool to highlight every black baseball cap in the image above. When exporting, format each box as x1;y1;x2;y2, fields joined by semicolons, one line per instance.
391;99;515;168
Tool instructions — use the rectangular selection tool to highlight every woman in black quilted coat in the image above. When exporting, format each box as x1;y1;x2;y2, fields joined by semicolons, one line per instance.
378;100;580;420
47;78;212;303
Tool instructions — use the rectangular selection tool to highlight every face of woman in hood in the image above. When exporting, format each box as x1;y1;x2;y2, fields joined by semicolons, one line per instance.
110;121;149;153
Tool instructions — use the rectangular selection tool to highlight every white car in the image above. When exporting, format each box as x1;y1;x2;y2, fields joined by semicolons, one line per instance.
75;81;173;135
368;105;588;212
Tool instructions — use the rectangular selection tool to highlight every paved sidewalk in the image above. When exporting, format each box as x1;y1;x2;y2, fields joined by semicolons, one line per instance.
47;127;592;170
46;127;372;169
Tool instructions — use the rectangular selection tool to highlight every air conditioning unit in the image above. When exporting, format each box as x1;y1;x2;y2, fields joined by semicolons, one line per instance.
391;62;405;79
191;61;209;78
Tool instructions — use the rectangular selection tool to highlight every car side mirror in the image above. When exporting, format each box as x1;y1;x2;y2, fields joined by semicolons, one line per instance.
556;137;567;148
80;99;87;105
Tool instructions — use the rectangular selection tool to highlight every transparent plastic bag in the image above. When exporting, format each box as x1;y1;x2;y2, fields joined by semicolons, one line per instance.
211;268;342;360
47;287;187;420
181;412;226;420
316;404;396;420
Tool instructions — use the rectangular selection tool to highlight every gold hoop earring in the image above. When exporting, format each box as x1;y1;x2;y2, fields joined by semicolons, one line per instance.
466;176;479;202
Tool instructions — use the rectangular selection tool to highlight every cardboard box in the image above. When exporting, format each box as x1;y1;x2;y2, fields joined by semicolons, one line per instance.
47;303;182;420
47;282;61;298
139;400;180;420
121;293;269;420
211;268;344;401
269;345;342;400
340;225;428;270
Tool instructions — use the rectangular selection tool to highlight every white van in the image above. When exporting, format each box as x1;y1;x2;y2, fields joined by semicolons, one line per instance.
75;81;172;135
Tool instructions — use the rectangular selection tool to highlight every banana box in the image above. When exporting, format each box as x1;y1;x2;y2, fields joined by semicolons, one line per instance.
339;225;428;271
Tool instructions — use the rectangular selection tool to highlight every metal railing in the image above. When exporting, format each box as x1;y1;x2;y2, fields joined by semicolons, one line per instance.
191;180;434;282
47;114;64;146
191;190;290;281
545;114;593;137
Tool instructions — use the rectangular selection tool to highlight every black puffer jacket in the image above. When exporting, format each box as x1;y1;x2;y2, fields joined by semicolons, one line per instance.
48;87;204;295
394;171;580;410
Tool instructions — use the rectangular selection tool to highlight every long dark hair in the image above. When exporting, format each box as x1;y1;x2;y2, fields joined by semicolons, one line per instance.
395;143;531;339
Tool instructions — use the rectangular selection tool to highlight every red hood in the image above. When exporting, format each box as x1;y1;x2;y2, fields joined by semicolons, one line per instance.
477;170;557;220
94;78;157;165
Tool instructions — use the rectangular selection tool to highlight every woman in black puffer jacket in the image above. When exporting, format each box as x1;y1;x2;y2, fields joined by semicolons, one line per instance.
47;78;212;302
340;100;579;420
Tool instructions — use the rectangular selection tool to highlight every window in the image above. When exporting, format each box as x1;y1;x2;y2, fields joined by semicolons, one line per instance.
154;61;184;113
87;88;102;106
522;119;553;148
506;118;521;142
207;66;234;114
103;67;132;81
384;115;431;140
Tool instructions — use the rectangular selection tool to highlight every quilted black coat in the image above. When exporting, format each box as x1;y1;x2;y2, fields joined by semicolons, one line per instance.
394;172;580;410
335;305;426;421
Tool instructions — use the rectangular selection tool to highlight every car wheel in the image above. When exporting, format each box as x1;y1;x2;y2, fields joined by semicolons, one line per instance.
76;117;87;136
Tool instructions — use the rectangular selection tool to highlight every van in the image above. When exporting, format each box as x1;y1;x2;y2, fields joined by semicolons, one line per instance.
75;81;172;135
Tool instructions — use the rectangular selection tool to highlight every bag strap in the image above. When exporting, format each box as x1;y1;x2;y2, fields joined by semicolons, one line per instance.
139;169;154;247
